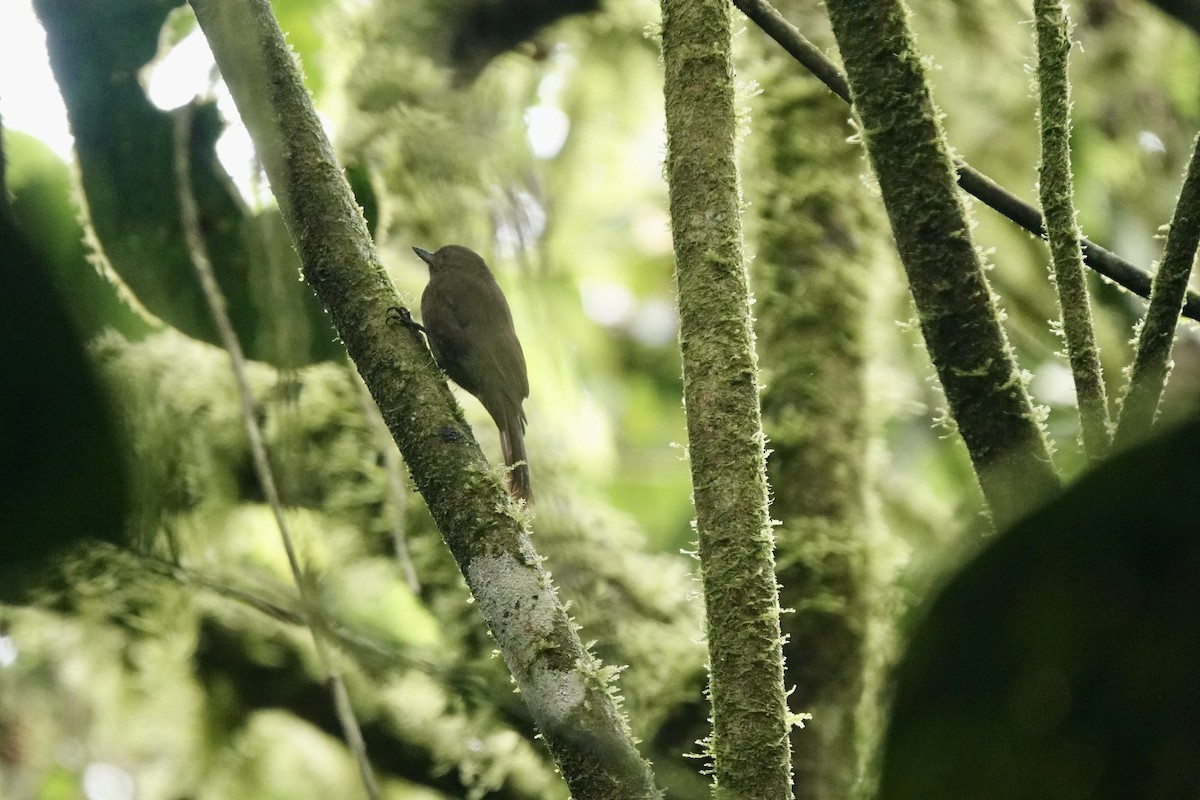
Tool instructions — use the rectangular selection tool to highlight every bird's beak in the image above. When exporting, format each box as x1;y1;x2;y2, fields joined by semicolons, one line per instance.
412;246;436;267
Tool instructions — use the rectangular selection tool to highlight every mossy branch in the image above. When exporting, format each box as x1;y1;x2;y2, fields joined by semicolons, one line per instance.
1033;0;1110;461
730;0;1200;324
186;1;660;797
822;0;1060;526
744;21;880;794
660;0;793;797
1115;132;1200;446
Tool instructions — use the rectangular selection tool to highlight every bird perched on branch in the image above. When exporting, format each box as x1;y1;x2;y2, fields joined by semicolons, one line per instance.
411;244;532;504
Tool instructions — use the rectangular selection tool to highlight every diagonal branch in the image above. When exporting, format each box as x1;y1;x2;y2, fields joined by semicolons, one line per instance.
731;0;1200;323
1115;132;1200;445
172;102;382;800
185;1;660;797
821;0;1061;526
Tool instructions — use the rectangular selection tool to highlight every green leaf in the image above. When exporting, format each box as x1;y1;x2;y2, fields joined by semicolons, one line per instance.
0;196;129;600
33;0;341;366
880;418;1200;799
5;131;151;340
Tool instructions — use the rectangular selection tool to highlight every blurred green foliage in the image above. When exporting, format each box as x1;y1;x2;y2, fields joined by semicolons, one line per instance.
32;0;342;366
2;0;1199;797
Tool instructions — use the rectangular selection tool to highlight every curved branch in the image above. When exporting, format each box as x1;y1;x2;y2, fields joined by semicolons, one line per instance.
731;0;1200;323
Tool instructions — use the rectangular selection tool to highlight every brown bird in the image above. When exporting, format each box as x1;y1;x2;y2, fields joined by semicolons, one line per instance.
413;245;532;504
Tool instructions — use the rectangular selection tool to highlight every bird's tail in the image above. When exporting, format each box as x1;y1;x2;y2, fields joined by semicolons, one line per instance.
498;409;533;505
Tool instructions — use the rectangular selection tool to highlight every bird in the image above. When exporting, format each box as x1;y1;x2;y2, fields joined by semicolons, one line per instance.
412;244;532;504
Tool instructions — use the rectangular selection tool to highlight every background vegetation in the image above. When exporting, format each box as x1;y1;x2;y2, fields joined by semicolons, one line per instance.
2;0;1199;797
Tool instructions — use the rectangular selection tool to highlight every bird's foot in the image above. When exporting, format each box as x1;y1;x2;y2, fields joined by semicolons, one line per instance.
386;306;427;336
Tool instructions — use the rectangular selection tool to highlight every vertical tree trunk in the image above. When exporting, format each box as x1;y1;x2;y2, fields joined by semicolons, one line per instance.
661;0;793;796
743;7;886;795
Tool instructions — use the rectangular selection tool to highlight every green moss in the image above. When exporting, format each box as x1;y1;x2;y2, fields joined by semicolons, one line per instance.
1033;0;1111;460
824;0;1060;527
661;0;792;796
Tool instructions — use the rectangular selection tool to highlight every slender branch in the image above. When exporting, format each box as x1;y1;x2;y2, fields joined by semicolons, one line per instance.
661;0;793;796
730;0;1200;323
186;2;660;797
172;104;382;800
1033;0;1111;460
821;0;1061;526
1115;132;1200;445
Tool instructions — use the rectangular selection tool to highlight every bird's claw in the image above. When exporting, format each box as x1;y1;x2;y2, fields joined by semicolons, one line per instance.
387;305;427;335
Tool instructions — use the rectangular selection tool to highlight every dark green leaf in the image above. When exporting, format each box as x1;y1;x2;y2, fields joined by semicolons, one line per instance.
33;0;340;366
0;191;129;600
881;419;1200;799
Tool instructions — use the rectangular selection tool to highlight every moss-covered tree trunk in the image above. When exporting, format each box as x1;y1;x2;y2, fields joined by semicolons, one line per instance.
823;0;1061;527
742;6;887;793
1032;0;1110;461
660;0;793;797
1115;132;1200;446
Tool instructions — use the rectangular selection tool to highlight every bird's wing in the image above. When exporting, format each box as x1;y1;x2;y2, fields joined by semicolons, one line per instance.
473;315;529;421
423;278;529;415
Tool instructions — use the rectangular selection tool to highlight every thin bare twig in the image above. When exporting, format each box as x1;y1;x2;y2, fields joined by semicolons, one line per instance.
172;103;381;800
